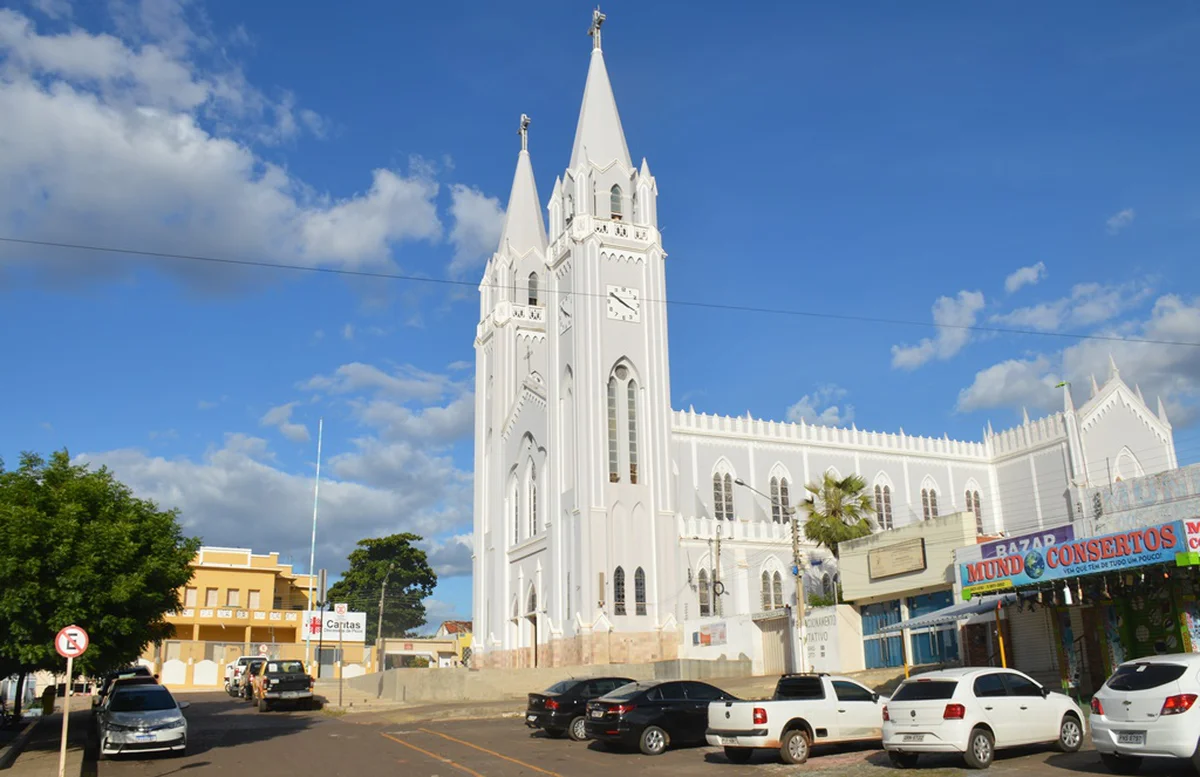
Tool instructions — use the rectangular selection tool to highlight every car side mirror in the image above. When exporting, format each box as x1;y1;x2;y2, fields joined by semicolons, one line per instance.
1040;687;1050;698
872;693;880;703
178;701;191;710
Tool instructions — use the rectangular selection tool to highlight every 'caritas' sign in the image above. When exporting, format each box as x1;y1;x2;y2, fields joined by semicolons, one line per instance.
961;521;1184;599
301;610;367;642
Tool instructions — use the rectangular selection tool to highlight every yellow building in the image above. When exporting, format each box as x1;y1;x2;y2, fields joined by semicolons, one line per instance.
434;620;474;666
143;546;372;688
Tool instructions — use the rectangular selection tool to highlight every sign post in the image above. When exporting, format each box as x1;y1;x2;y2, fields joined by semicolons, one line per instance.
334;603;347;708
54;625;89;777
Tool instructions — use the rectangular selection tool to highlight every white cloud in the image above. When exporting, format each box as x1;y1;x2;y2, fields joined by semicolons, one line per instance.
421;534;473;578
260;401;310;443
1005;261;1046;293
29;0;71;20
0;7;447;289
352;393;474;445
786;385;854;427
991;280;1154;332
341;323;354;340
301;362;453;402
447;184;505;277
1106;208;1135;235
891;290;986;370
956;356;1061;414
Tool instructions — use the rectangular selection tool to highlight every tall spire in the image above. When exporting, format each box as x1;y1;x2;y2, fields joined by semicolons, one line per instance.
497;114;547;256
1108;353;1120;382
569;8;633;170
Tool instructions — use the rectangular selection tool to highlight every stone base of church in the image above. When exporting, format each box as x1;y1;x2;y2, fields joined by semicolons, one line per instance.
476;628;680;670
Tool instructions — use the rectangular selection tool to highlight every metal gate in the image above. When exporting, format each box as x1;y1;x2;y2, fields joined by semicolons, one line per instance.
759;616;790;675
1009;605;1058;685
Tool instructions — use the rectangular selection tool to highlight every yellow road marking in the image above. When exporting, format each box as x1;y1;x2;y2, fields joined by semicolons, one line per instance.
379;731;486;777
418;728;564;777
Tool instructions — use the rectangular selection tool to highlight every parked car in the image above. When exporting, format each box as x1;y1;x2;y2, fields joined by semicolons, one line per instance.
249;659;314;712
1091;653;1200;774
236;658;267;701
225;656;265;696
97;683;189;759
585;680;736;755
882;668;1086;769
706;672;887;764
526;676;635;741
94;666;155;711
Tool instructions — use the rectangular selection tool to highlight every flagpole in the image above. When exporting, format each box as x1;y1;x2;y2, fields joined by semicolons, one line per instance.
304;418;324;671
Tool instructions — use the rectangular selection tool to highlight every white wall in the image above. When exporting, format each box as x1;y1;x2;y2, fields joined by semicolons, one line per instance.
840;512;977;603
679;614;763;674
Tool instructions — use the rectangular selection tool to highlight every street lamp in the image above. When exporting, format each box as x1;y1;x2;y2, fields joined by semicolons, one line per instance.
733;478;808;673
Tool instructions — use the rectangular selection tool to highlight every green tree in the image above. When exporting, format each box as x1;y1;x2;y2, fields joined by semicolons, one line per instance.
0;451;200;718
325;534;436;644
801;472;875;560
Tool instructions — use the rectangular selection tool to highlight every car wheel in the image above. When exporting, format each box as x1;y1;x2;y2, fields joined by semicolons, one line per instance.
568;716;588;742
639;725;668;756
544;727;566;739
724;746;752;764
1057;714;1083;753
963;727;994;769
258;698;270;713
780;728;811;765
1100;753;1142;775
889;751;920;769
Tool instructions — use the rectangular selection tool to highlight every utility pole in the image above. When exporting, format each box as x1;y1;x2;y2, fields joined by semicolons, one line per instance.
792;513;807;672
714;526;723;617
377;565;394;654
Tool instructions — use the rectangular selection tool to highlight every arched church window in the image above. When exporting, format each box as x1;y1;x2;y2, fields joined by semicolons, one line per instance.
697;569;711;617
874;485;893;531
565;193;574;224
772;571;783;609
527;586;537;615
528;462;538;537
635;568;646;616
967;490;982;534
761;572;772;611
607;378;619;482
511;478;520;545
610;185;622;219
527;272;539;306
627;380;639;484
613;566;626;616
769;475;791;523
922;487;939;521
713;473;734;520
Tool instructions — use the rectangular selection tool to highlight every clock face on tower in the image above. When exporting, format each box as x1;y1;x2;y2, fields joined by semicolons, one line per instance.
558;295;573;334
606;285;641;323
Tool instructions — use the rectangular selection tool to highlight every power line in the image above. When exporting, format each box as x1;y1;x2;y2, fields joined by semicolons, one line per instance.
4;235;1198;349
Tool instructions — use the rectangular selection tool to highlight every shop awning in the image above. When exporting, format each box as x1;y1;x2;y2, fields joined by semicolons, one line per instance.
876;593;1016;634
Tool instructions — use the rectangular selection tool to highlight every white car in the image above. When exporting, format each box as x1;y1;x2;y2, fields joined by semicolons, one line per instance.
1091;653;1200;774
882;668;1086;769
98;683;189;759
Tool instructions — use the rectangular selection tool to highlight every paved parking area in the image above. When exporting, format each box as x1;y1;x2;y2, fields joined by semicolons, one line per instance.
93;694;1200;777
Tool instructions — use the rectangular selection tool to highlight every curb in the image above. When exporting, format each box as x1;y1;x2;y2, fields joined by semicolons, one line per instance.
0;717;44;770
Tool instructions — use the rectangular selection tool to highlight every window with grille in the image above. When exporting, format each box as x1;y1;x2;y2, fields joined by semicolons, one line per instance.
529;463;538;536
613;567;626;615
761;572;772;610
635;568;646;616
930;489;939;518
527;272;539;306
874;485;894;530
773;571;783;609
698;569;711;617
967;490;982;534
607;377;619;482
770;476;790;523
628;380;638;483
610;185;622;218
921;488;939;521
713;470;734;520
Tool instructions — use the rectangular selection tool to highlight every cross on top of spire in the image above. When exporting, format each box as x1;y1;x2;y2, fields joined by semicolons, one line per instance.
589;7;606;50
518;114;531;151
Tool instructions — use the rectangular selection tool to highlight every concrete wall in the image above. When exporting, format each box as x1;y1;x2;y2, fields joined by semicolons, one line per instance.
343;658;754;703
840;511;977;603
804;605;864;674
679;614;761;673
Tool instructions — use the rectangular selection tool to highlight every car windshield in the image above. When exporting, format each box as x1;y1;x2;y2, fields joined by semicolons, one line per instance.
544;680;576;694
891;680;959;701
1107;663;1188;691
603;683;647;701
267;661;304;674
109;688;177;712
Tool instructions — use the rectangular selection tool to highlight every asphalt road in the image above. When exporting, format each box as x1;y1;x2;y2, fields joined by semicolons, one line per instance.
93;694;1200;777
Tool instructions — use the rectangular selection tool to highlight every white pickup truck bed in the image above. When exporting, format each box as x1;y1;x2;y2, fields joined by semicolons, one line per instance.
706;673;887;765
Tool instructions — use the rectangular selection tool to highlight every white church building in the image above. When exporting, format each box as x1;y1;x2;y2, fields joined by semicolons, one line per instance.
470;12;1179;670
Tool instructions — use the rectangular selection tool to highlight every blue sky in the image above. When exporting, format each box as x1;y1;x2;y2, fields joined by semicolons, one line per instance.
3;1;1199;629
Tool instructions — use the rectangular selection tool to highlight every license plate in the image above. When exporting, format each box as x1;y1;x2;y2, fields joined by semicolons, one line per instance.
1117;733;1145;745
590;710;604;719
527;714;537;722
719;737;738;746
134;734;155;742
281;691;301;699
902;734;925;743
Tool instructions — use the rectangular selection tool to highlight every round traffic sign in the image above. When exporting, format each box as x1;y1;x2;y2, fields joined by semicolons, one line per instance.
257;643;269;656
55;625;89;659
334;603;348;616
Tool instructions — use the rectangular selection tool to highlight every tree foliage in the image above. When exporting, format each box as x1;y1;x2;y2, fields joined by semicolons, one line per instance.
325;533;437;643
0;451;200;714
801;472;875;560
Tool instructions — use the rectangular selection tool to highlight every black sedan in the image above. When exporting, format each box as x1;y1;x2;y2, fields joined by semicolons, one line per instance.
585;680;736;755
526;676;634;741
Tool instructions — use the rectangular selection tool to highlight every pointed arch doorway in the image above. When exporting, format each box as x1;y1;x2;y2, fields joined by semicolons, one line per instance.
526;585;539;668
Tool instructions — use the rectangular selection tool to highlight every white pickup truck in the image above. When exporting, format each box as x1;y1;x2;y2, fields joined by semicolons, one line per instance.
706;673;888;764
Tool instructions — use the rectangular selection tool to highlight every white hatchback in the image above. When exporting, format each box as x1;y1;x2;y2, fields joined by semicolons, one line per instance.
882;668;1086;769
1091;653;1200;774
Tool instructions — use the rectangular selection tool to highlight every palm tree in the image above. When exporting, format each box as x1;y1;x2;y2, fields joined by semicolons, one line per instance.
801;472;875;560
